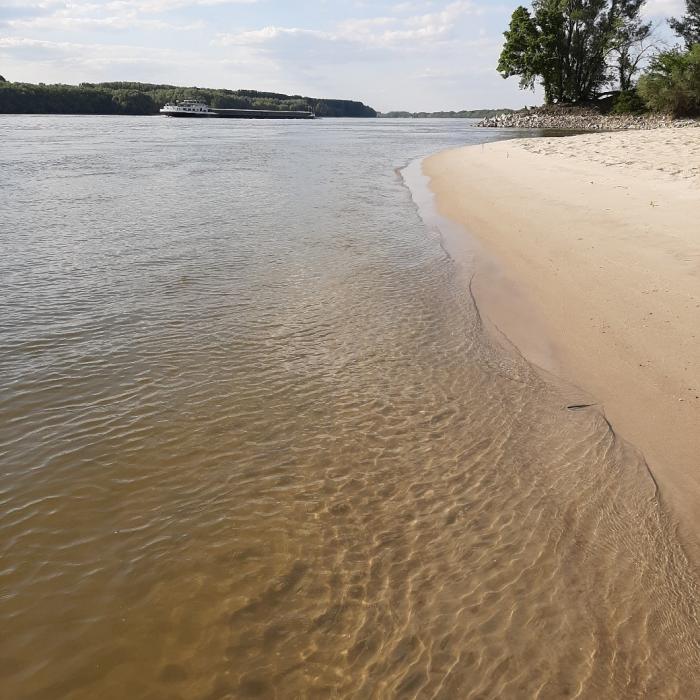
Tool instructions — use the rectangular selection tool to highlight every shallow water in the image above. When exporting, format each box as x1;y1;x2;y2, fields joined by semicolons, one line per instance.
1;115;698;699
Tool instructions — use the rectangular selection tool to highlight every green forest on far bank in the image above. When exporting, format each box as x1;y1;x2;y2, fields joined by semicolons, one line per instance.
0;79;377;117
378;109;517;119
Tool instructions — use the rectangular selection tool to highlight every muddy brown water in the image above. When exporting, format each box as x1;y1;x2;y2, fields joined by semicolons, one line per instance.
1;116;698;699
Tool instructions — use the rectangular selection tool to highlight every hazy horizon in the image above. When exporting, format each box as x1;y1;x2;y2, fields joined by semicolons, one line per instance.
0;0;684;113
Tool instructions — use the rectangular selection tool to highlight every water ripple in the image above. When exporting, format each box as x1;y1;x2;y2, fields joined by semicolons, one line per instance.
0;115;698;699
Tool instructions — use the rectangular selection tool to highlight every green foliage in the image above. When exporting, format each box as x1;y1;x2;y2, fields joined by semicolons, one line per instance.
609;89;647;114
497;6;541;92
637;45;700;116
612;2;654;91
0;81;377;117
669;0;700;48
379;109;516;118
0;82;118;114
497;1;650;103
111;90;158;115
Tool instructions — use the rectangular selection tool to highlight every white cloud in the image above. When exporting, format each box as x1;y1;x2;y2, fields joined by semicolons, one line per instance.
0;34;258;87
5;14;205;31
215;26;328;45
109;0;262;11
642;0;685;18
0;35;184;61
1;0;262;30
215;0;479;52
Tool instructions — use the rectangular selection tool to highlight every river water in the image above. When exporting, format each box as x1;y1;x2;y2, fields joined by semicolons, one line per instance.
1;115;698;699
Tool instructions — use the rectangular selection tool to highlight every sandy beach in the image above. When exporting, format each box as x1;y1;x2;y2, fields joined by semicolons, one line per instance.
425;129;700;564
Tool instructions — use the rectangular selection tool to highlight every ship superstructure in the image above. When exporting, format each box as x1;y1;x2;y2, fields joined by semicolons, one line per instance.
160;100;217;117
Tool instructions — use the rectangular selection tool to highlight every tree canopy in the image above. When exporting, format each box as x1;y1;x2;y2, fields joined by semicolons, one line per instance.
669;0;700;48
497;0;651;103
637;44;700;115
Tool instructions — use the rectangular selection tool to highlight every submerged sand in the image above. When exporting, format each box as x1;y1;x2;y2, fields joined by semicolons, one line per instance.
425;128;700;564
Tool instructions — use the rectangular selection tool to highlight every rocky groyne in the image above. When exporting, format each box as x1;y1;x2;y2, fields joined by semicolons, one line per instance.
478;106;699;130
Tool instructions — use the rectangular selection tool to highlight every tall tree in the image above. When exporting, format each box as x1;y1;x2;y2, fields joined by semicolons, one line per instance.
669;0;700;48
610;2;654;91
498;0;651;102
497;7;543;92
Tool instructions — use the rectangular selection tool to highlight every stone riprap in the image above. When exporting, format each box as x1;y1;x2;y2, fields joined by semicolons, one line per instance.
478;106;699;130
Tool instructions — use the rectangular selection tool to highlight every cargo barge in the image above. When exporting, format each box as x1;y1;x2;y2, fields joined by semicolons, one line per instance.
160;99;315;119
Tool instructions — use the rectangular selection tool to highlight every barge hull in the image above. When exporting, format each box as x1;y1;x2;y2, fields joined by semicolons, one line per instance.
162;111;217;118
161;105;314;119
212;109;314;119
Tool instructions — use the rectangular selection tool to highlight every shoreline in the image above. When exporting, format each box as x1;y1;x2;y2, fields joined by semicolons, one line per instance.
477;106;700;131
423;129;700;567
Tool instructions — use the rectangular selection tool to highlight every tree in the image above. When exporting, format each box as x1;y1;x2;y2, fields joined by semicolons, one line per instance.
497;7;542;92
608;1;653;91
498;0;652;103
611;14;656;91
637;44;700;115
669;0;700;48
497;3;568;103
111;90;158;115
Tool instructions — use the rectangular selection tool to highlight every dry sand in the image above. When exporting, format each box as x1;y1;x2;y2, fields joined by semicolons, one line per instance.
424;128;700;564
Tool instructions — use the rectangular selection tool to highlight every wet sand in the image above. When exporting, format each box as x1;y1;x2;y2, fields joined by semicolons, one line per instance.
424;128;700;565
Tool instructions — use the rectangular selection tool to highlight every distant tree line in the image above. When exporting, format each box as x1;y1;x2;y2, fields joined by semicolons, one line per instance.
497;0;700;116
379;109;517;118
0;81;377;117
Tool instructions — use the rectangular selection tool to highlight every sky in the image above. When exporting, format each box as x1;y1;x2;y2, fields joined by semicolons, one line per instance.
0;0;687;112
